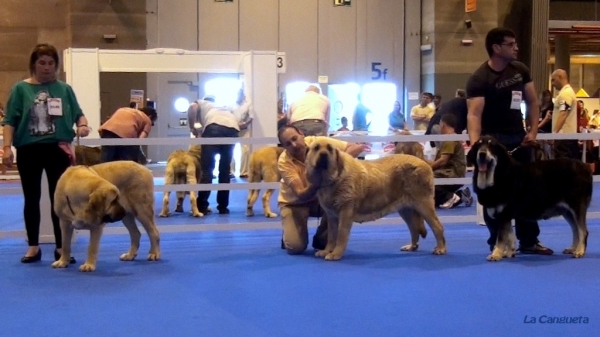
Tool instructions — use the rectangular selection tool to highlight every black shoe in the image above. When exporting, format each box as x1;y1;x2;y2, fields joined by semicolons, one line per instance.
198;207;212;215
218;207;230;214
54;249;76;264
21;248;42;263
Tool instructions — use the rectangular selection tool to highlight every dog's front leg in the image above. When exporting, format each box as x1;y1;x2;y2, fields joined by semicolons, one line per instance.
315;212;337;258
487;220;512;262
80;225;105;272
51;219;74;269
325;208;353;261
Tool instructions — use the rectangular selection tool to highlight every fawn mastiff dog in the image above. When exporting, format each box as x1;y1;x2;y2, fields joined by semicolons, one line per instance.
159;145;203;217
306;138;446;261
246;146;285;218
52;161;161;272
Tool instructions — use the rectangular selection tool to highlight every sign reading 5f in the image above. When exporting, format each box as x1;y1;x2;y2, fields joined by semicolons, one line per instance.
371;62;388;80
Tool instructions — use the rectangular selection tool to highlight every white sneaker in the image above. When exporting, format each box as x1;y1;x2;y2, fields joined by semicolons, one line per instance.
440;194;461;209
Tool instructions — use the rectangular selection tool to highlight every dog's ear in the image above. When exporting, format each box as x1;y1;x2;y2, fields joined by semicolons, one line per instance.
466;141;479;166
336;148;345;173
85;186;119;218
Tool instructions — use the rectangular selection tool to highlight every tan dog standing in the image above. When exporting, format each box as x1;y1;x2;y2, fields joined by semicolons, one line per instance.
52;161;161;272
246;146;285;217
159;145;203;217
306;138;446;261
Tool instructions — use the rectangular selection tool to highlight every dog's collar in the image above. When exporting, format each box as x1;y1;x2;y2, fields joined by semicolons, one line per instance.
66;195;75;216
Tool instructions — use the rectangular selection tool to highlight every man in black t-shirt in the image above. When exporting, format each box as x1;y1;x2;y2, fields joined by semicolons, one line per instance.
465;27;553;256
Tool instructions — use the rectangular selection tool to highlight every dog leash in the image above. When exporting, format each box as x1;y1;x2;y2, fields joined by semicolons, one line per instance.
507;145;522;155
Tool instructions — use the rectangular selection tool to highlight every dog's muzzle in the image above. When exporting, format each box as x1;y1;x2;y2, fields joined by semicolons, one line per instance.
477;151;491;173
316;153;328;169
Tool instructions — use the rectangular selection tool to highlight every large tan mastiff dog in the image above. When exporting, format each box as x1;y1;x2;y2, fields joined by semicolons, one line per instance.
246;146;285;218
306;138;446;261
159;145;203;217
52;161;161;272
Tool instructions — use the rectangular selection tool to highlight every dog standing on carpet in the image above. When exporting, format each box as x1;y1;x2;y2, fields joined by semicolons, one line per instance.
468;136;593;261
52;161;161;272
159;145;203;217
246;146;285;218
305;138;446;261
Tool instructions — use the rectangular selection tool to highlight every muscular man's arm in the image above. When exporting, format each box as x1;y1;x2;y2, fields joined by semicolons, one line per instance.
524;82;540;135
467;97;485;144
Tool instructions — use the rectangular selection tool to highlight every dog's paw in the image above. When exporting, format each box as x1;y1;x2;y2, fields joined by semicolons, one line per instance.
246;208;255;217
51;259;70;269
120;252;137;261
432;246;447;255
324;252;343;261
503;250;516;258
191;211;204;217
78;263;96;272
400;243;419;252
572;250;586;258
265;212;278;218
147;251;161;261
158;211;170;218
563;247;575;255
315;250;330;258
175;206;184;213
486;253;503;262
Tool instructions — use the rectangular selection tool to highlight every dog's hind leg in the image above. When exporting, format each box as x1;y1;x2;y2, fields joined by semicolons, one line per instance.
246;169;261;217
398;208;426;252
52;219;75;269
413;198;446;255
186;165;204;217
175;192;185;213
136;211;161;261
80;225;105;272
159;169;174;217
119;213;141;261
562;205;588;258
261;169;279;218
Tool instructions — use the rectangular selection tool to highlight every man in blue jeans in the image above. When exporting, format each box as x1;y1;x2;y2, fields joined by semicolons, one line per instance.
466;27;553;255
188;96;240;214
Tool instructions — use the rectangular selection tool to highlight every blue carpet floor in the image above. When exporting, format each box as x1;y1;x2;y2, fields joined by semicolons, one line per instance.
1;179;600;336
0;222;599;337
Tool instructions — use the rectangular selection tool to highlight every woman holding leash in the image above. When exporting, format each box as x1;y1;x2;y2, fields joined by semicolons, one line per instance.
1;43;90;264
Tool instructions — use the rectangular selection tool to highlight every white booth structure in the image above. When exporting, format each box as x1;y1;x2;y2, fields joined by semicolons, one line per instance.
63;47;278;143
34;48;279;243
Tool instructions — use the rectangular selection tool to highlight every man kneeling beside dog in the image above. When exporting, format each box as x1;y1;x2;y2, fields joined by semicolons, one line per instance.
277;125;447;260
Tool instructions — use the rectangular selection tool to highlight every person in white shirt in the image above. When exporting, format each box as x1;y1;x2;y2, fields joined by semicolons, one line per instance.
288;85;330;136
230;88;253;178
187;95;240;214
410;92;435;130
550;69;579;160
